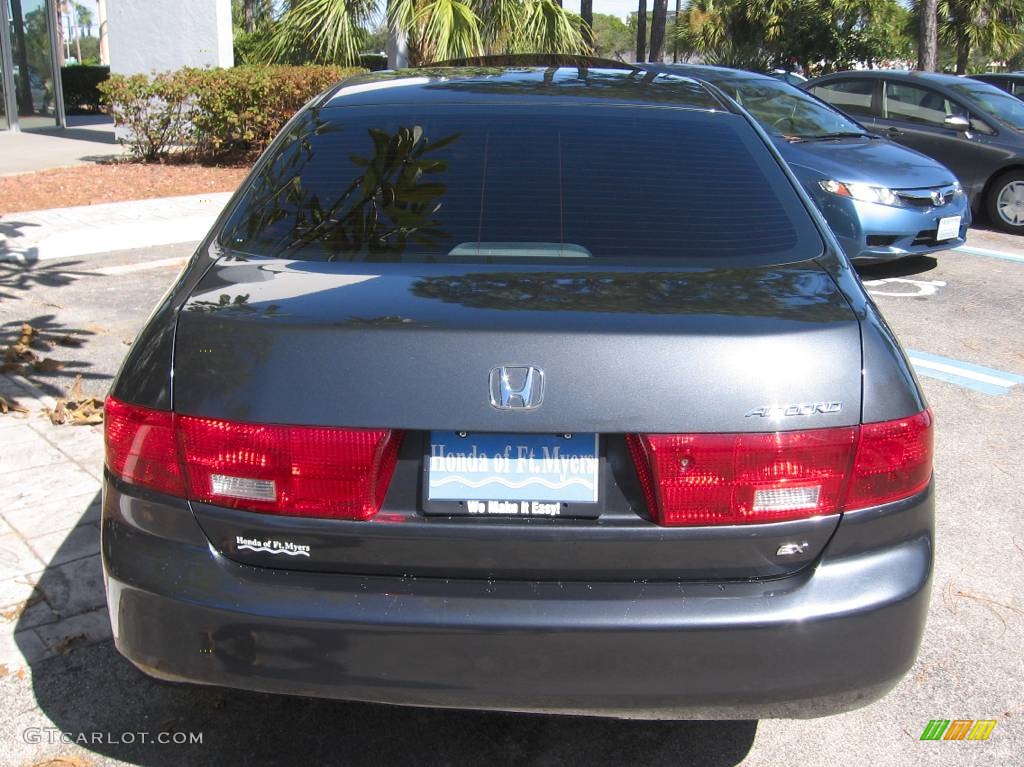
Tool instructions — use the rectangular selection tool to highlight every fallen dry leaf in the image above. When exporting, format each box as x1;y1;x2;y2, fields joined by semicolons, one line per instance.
54;333;84;347
44;375;104;426
0;590;42;621
0;394;29;415
53;632;87;655
33;357;66;373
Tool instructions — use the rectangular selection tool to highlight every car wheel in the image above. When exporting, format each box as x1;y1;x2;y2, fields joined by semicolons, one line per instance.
987;170;1024;233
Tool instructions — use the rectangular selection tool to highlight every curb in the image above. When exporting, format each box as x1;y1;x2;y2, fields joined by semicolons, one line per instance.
0;192;232;264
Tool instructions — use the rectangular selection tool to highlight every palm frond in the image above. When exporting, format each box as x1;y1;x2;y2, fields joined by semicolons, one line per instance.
519;0;587;55
262;0;376;65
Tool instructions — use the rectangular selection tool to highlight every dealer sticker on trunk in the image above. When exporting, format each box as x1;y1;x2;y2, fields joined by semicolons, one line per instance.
426;432;599;514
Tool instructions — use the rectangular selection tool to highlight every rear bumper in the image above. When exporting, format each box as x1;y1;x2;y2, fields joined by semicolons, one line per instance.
102;479;933;719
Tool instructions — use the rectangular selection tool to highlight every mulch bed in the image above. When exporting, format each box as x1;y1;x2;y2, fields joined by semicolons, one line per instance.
0;162;251;214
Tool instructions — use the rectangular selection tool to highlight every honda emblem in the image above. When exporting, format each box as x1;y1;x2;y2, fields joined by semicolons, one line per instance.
489;366;544;410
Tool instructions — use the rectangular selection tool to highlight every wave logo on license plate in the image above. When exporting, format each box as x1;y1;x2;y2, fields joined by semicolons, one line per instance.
427;432;599;514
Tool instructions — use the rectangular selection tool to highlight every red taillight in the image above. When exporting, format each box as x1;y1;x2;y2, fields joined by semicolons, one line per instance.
177;416;402;519
628;410;933;526
845;410;933;509
104;397;185;497
104;397;402;520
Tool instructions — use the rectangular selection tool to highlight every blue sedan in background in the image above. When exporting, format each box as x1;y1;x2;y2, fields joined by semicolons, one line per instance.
665;65;971;263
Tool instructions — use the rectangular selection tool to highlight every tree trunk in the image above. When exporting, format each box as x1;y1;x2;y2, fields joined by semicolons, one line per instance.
917;0;938;71
244;0;256;34
386;0;409;69
648;0;667;62
636;0;647;63
581;0;593;52
673;0;681;62
955;41;970;75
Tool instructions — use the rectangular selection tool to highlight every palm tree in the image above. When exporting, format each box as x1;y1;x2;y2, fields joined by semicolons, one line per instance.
674;0;788;70
388;0;586;65
581;0;593;51
262;0;377;65
636;0;647;62
937;0;1024;73
264;0;585;66
649;0;668;61
673;0;681;62
75;3;93;37
919;0;938;70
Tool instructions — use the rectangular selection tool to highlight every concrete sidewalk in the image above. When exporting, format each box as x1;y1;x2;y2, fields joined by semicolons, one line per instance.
0;374;108;672
0;192;232;263
0;116;126;176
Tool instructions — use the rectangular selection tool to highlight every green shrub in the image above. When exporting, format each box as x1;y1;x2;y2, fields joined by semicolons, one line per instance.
100;65;364;163
61;65;110;113
99;71;199;161
358;53;388;71
191;66;361;160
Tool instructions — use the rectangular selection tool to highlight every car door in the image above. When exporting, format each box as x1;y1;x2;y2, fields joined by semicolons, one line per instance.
875;80;999;194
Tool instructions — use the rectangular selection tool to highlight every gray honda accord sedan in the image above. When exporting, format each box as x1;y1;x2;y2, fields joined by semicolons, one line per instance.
102;59;934;719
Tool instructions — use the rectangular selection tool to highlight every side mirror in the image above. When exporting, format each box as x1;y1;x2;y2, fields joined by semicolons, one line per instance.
944;115;971;132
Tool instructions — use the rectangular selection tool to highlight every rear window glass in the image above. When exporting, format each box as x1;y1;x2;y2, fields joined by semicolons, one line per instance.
221;105;823;265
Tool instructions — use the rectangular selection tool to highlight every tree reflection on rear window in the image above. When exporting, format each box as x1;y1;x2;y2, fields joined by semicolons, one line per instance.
221;105;823;266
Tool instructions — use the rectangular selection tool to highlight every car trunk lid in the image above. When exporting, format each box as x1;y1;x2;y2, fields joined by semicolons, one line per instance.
173;255;860;580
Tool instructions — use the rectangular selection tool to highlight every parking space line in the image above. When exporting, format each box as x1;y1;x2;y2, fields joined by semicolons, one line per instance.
906;349;1024;396
954;245;1024;264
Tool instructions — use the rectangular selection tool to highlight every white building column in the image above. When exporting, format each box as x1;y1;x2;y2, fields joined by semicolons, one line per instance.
108;0;233;75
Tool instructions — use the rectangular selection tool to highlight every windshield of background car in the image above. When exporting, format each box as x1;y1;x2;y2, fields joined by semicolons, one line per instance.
220;104;824;266
718;79;866;139
947;81;1024;130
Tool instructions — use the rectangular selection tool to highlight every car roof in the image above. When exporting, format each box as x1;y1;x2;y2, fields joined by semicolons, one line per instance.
653;63;779;85
972;72;1024;80
809;69;972;87
320;62;728;112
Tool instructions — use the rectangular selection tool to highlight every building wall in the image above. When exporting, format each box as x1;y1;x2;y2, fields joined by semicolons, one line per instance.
108;0;233;75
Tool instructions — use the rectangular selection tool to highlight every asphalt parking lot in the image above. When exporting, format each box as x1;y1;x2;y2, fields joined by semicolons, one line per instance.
1;230;1022;766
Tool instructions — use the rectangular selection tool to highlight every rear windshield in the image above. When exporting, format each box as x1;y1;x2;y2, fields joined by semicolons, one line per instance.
220;104;823;265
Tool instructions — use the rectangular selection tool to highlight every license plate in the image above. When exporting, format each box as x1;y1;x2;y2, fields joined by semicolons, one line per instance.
424;432;600;517
936;215;961;241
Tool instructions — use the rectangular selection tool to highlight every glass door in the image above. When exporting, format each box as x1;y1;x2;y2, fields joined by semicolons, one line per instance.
0;58;8;130
9;0;58;129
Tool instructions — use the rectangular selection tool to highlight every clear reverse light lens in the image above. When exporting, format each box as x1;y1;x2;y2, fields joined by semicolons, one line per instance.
210;474;277;502
753;485;821;511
